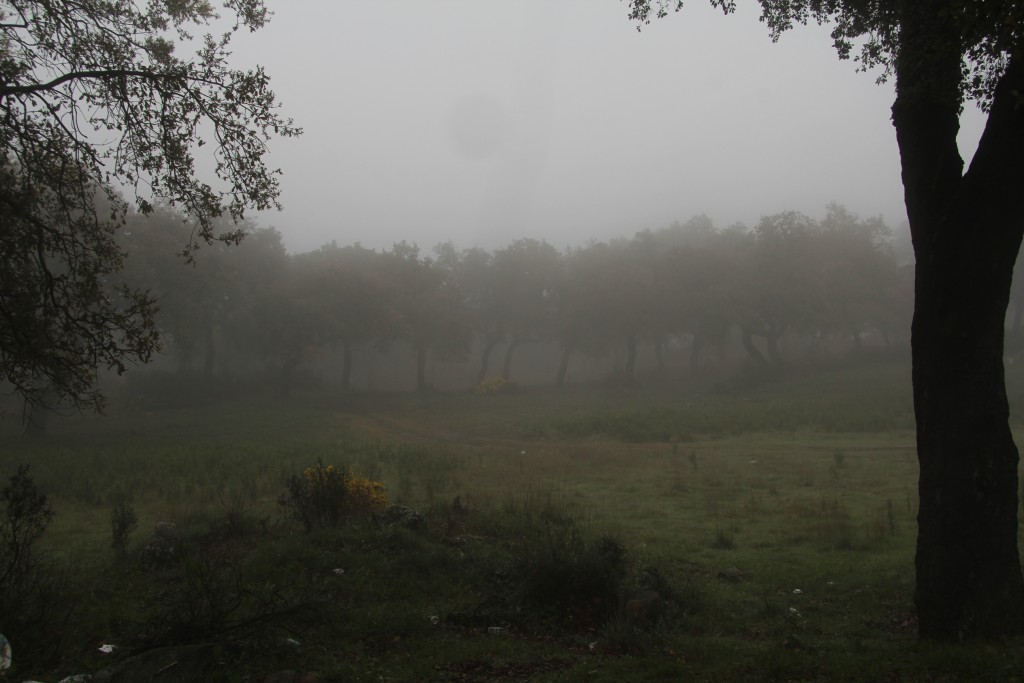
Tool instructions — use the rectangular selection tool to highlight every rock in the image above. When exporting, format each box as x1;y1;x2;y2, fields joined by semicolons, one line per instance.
378;505;424;530
91;643;223;682
717;566;745;583
781;634;802;651
624;591;664;628
253;671;322;683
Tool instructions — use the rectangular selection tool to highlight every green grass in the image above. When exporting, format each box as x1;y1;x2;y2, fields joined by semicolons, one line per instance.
2;358;1024;681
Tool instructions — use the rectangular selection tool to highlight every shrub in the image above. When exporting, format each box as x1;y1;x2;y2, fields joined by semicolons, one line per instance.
475;377;512;395
0;465;68;668
0;465;53;591
110;491;138;556
279;462;388;532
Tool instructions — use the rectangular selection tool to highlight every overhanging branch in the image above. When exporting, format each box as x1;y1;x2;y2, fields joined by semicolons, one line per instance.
0;68;177;99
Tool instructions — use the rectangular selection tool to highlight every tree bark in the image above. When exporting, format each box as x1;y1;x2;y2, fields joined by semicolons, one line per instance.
895;9;1024;636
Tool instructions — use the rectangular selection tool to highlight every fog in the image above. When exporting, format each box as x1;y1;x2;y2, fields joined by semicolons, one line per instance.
224;0;987;254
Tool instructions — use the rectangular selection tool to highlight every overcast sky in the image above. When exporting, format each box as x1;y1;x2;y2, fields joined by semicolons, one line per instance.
225;1;987;254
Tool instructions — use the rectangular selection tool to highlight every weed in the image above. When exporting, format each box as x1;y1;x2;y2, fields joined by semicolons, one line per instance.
110;489;138;556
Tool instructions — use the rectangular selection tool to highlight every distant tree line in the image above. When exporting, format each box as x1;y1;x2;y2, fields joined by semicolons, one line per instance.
114;203;916;395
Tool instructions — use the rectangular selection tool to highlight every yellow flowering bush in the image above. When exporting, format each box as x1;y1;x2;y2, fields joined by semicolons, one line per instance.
475;377;509;395
344;474;389;517
279;461;388;531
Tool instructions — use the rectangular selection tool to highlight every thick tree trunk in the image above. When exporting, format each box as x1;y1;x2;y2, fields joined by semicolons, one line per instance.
740;325;769;368
501;337;524;381
895;13;1024;637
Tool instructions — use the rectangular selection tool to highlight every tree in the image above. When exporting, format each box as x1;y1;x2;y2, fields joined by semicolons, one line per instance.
630;0;1024;639
379;243;472;392
434;243;501;386
298;243;391;392
650;216;744;374
490;239;562;382
0;0;299;414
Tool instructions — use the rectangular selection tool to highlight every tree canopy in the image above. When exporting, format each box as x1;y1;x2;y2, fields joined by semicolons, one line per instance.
0;0;299;414
628;1;1022;107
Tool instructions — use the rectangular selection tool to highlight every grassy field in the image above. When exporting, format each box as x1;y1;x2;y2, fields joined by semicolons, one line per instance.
3;358;1024;681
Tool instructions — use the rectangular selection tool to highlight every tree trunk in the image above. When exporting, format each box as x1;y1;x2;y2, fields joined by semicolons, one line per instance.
895;12;1024;637
740;325;769;368
476;334;501;385
501;338;523;381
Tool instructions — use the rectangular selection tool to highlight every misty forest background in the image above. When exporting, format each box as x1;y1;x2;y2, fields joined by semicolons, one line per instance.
9;202;1024;681
43;201;968;408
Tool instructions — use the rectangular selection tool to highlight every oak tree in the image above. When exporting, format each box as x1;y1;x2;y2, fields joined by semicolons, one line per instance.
0;0;299;414
630;0;1024;639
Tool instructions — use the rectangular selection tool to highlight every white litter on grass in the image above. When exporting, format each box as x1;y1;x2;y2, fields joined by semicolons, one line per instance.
332;568;345;575
98;643;117;654
792;589;803;595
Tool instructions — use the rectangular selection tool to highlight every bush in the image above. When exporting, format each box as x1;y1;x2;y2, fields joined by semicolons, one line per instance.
0;465;69;668
110;491;138;556
279;461;388;532
0;465;53;592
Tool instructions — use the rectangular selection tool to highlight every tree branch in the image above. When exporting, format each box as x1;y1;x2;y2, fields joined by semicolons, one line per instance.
0;68;176;98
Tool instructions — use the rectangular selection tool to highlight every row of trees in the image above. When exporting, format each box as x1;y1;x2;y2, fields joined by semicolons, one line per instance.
116;203;912;394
